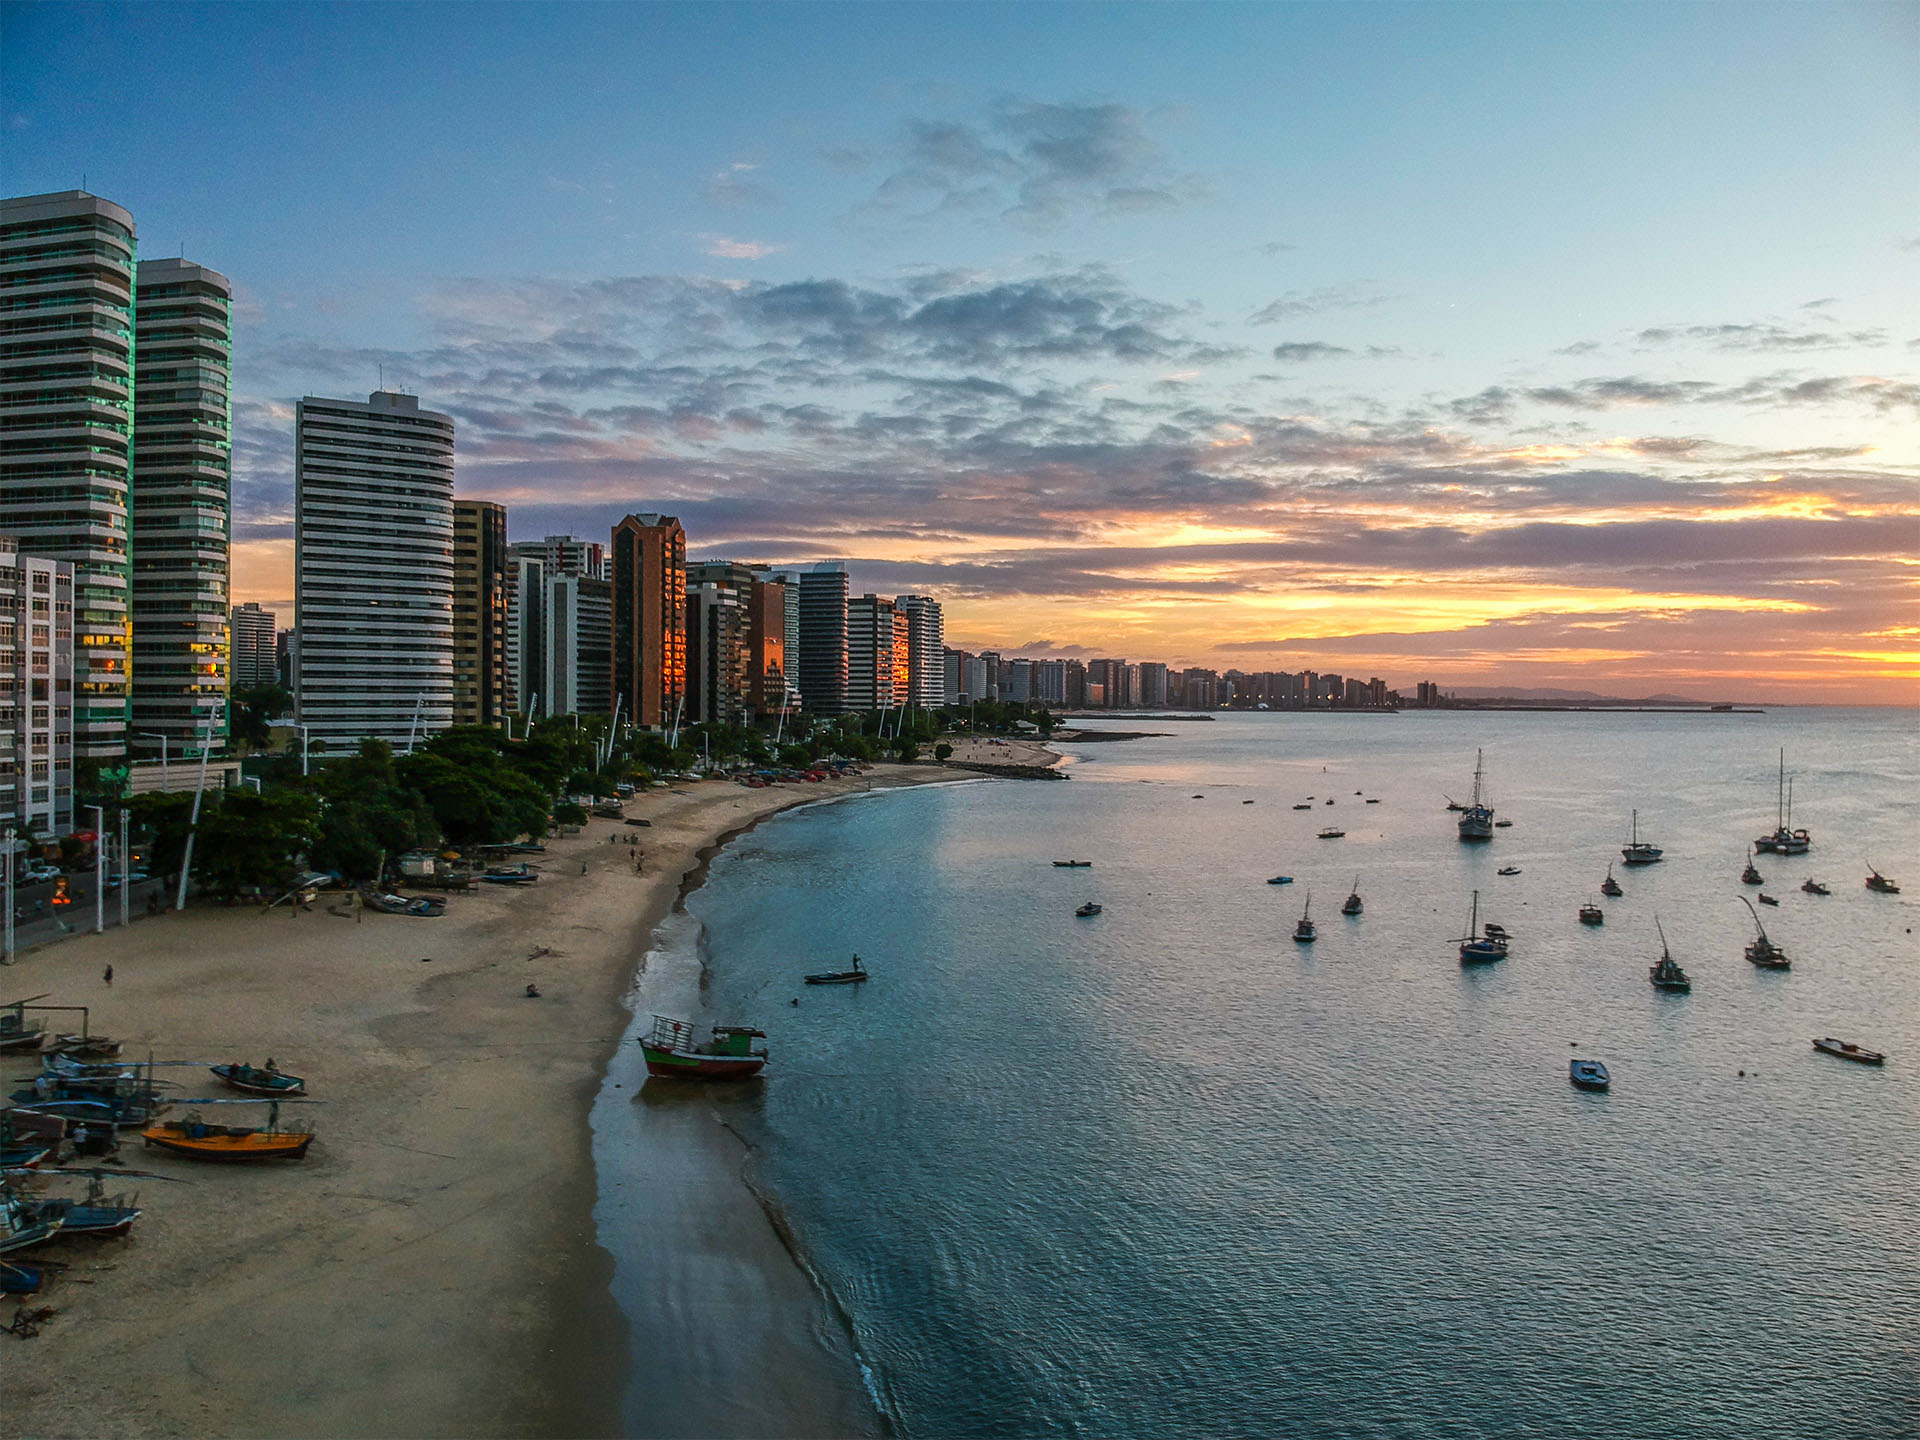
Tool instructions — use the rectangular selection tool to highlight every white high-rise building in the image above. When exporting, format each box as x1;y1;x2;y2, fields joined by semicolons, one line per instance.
230;603;276;689
542;572;611;717
505;552;545;717
0;539;75;834
896;594;944;708
294;392;454;748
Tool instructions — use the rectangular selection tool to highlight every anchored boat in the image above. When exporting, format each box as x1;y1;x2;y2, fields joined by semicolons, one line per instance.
1866;867;1900;894
1457;751;1494;842
804;957;869;983
1754;750;1811;854
1569;1059;1611;1091
1740;897;1790;970
1578;902;1604;926
1457;891;1507;964
1600;864;1623;898
1648;918;1691;992
1812;1037;1884;1066
1621;810;1663;866
1341;877;1362;916
1293;892;1316;943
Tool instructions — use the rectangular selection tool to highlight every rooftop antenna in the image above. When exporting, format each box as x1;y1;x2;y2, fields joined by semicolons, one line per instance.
379;363;385;390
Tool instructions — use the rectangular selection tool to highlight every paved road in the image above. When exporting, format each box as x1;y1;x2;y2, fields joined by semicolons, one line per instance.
5;874;170;950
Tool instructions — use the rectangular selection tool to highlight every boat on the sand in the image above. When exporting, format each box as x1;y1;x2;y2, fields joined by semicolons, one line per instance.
141;1111;314;1161
211;1062;307;1096
640;1015;768;1080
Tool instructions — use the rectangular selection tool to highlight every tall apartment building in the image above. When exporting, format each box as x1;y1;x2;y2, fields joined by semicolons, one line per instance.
610;513;685;729
685;560;753;727
294;391;454;748
1004;657;1033;702
505;551;546;718
942;647;968;705
0;192;138;761
543;572;612;717
895;595;944;708
230;602;276;689
745;573;787;718
0;539;74;834
847;594;908;712
745;564;802;708
792;562;849;716
525;534;606;582
1137;662;1169;708
452;500;507;726
1034;658;1068;706
130;255;232;752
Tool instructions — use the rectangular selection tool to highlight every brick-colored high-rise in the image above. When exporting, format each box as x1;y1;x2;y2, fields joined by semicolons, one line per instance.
452;500;508;726
610;513;685;729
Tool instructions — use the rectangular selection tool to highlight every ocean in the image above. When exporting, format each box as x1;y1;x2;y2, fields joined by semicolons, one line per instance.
603;708;1920;1438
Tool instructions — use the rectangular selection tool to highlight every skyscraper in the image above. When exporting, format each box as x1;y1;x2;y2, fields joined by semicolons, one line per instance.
685;560;753;727
610;513;686;729
132;255;232;751
0;539;75;834
793;562;849;716
0;192;137;761
294;391;454;747
745;573;788;718
847;594;908;712
543;572;612;717
895;594;945;708
452;500;507;726
504;550;546;718
230;602;277;689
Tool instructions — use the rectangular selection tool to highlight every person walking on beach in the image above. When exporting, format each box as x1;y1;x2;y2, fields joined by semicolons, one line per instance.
102;964;112;986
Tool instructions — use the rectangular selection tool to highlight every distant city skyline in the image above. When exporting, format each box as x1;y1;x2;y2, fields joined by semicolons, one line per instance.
7;2;1914;702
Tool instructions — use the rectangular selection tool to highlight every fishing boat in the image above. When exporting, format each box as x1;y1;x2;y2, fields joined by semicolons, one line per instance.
46;1033;122;1060
479;865;539;885
639;1015;768;1080
1051;860;1092;868
804;957;868;983
1291;803;1313;811
211;1062;307;1096
1317;827;1346;840
1341;877;1362;916
1757;892;1778;906
0;996;49;1053
1293;892;1316;943
1493;819;1513;828
1457;891;1507;964
1741;849;1764;886
1739;896;1790;970
1812;1037;1884;1066
1621;810;1663;866
1266;875;1294;885
1569;1059;1611;1091
1754;750;1811;854
141;1110;315;1161
25;1175;143;1238
362;890;446;917
1497;865;1521;876
1443;797;1468;812
1578;902;1604;926
0;1260;43;1294
1365;798;1381;804
1481;922;1510;943
0;1189;62;1255
1866;867;1900;894
1456;750;1494;842
1600;864;1623;897
1801;879;1830;896
1648;919;1691;992
1074;903;1102;917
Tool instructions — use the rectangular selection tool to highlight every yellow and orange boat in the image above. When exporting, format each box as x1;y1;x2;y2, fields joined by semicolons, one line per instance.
141;1113;314;1162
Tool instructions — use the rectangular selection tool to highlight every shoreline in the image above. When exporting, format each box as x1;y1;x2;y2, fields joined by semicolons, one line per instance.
0;760;993;1439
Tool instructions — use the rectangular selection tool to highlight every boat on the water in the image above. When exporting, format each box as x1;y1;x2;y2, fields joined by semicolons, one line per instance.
1493;819;1513;828
211;1062;306;1096
1266;875;1294;885
1052;860;1092;868
142;1111;315;1161
1740;897;1790;970
1754;750;1811;855
1866;867;1900;894
1293;892;1316;943
640;1015;768;1080
803;955;868;983
1444;797;1467;812
1569;1059;1611;1091
1578;902;1604;926
1497;865;1521;876
1457;891;1507;964
1812;1037;1884;1066
1317;827;1345;839
1456;751;1494;842
1741;848;1764;886
1341;877;1362;916
1292;803;1313;811
1649;918;1691;992
1621;810;1663;866
1600;864;1623;898
1801;879;1830;896
1757;893;1778;906
1074;902;1102;917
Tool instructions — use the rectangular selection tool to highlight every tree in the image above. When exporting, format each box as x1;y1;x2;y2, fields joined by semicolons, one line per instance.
193;789;322;900
934;742;953;761
122;792;195;879
231;684;293;752
308;739;438;882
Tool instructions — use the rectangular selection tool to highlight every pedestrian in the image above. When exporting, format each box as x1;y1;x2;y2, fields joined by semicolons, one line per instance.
103;964;112;986
71;1122;90;1156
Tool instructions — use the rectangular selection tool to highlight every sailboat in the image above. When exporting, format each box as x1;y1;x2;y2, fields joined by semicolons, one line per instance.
1648;918;1691;992
1739;897;1790;970
1741;848;1764;886
1621;810;1663;866
1341;876;1363;916
1753;750;1811;855
1600;864;1623;897
1293;892;1316;943
1457;891;1507;964
1456;750;1494;842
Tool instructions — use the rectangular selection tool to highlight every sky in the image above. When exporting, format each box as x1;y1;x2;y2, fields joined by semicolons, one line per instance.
5;0;1917;702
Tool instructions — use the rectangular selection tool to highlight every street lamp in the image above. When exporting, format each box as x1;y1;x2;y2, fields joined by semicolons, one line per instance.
86;802;104;935
138;731;170;790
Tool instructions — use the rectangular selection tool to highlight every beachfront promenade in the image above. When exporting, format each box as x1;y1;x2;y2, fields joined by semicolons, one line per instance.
0;752;1050;1438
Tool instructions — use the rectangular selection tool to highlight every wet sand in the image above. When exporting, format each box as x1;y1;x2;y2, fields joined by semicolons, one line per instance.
1;764;987;1439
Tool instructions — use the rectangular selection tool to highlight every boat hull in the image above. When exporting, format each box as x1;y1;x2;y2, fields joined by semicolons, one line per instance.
640;1047;767;1080
141;1125;314;1161
1569;1061;1610;1091
1812;1038;1883;1066
212;1066;306;1096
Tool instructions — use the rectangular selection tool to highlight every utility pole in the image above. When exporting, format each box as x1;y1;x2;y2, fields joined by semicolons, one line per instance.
3;825;13;964
118;808;129;929
87;803;104;934
175;701;220;912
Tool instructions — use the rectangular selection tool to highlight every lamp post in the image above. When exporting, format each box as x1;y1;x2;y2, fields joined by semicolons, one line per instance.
175;700;222;912
267;719;309;776
3;825;14;964
86;803;104;934
138;731;170;790
118;808;129;929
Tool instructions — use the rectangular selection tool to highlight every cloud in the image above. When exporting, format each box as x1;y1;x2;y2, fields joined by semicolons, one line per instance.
1257;240;1297;256
697;234;787;260
1249;284;1390;324
701;162;776;209
1635;322;1888;352
853;98;1210;228
1448;373;1920;420
1270;342;1352;363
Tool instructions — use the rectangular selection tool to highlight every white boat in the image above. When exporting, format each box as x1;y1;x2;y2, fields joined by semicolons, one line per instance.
1457;750;1494;842
1621;809;1663;866
1753;750;1810;855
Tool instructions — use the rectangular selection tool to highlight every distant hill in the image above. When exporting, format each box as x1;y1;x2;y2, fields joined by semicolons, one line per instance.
1442;686;1735;707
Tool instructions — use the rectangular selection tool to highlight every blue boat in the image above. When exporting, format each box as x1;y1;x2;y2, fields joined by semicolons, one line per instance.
1570;1059;1611;1091
1267;875;1294;885
1457;891;1508;964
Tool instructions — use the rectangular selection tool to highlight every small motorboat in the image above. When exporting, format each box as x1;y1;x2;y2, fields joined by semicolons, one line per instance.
1741;897;1789;970
1458;892;1507;964
1444;797;1467;812
1317;828;1345;840
1242;800;1255;805
1291;803;1313;811
1649;918;1691;992
1497;865;1521;876
1191;795;1205;800
479;865;539;885
1757;893;1778;907
1365;798;1380;804
211;1062;307;1097
639;1016;768;1080
1493;819;1513;828
1801;879;1830;896
1341;877;1362;916
1600;864;1623;898
1074;903;1102;918
804;956;868;984
1569;1059;1610;1091
1866;867;1900;894
1293;893;1316;943
1325;798;1334;806
1812;1037;1884;1066
1267;875;1294;885
1578;903;1604;926
1052;860;1092;868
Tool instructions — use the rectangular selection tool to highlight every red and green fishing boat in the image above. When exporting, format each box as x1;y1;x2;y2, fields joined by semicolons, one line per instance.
640;1015;768;1080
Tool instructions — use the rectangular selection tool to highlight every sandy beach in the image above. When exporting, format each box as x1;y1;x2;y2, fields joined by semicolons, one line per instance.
1;760;1015;1439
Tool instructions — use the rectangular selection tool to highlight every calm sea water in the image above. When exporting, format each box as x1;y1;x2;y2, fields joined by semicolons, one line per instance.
633;709;1920;1438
